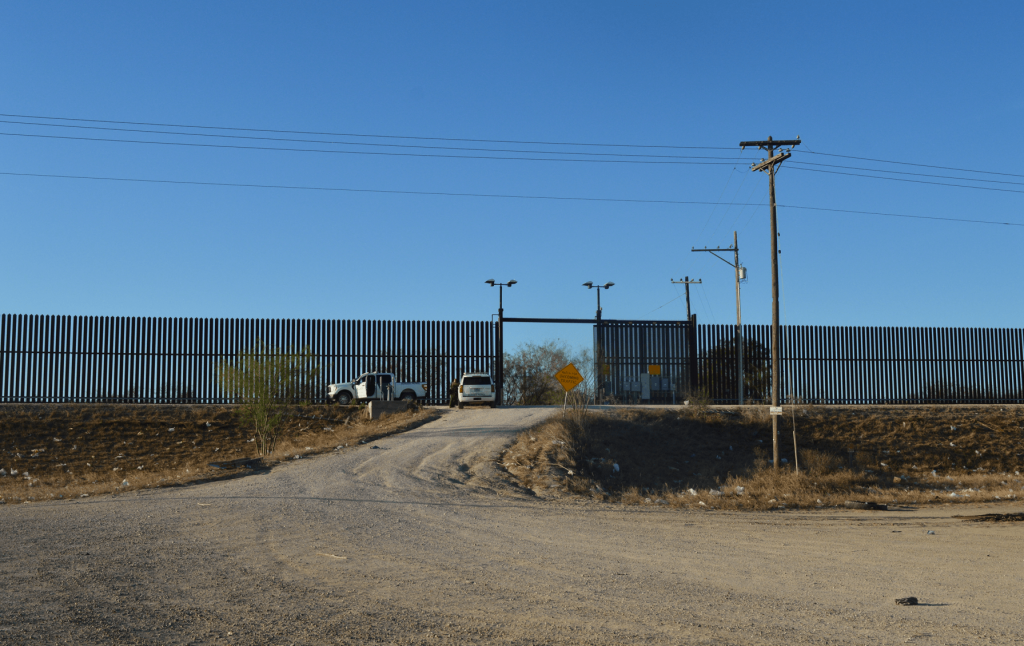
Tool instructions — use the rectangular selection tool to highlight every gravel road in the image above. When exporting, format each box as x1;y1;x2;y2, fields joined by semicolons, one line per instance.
2;407;1021;645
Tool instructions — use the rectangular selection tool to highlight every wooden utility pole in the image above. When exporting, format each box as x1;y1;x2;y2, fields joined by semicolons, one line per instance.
670;276;702;320
739;135;801;469
692;235;744;406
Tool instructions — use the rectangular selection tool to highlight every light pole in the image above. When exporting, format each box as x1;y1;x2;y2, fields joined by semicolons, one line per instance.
485;279;516;406
583;282;614;402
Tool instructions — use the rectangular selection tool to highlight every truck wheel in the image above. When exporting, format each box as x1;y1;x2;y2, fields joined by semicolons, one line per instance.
335;391;353;406
400;391;417;402
457;401;464;409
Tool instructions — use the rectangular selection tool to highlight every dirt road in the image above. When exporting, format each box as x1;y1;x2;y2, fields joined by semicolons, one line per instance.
2;407;1021;645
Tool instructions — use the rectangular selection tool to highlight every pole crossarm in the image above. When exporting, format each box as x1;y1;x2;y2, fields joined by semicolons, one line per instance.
751;151;791;173
740;139;802;149
692;247;738;268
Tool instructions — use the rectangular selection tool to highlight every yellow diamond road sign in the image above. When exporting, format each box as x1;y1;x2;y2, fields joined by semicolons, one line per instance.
554;363;584;392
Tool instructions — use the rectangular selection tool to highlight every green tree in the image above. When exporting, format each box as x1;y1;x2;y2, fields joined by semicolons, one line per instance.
218;341;321;455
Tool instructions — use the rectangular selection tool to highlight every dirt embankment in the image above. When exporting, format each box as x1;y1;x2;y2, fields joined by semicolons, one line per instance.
501;405;1024;509
0;402;438;503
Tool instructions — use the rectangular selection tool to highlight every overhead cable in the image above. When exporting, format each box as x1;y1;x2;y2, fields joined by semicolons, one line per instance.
0;131;750;165
0;111;738;151
2;170;1021;226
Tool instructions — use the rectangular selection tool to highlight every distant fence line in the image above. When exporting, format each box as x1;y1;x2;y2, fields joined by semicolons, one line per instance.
3;313;1023;406
697;323;1024;404
0;314;494;405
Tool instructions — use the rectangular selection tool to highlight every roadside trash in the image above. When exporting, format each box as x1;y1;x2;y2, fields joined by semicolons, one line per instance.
710;489;723;496
80;494;89;498
844;500;888;510
949;493;963;499
168;428;175;432
781;458;788;464
735;486;745;494
644;497;652;503
137;466;144;470
612;463;620;473
950;442;956;447
927;530;935;534
698;501;706;506
0;469;5;477
688;488;698;496
206;422;212;428
656;499;668;504
121;480;129;487
895;597;919;606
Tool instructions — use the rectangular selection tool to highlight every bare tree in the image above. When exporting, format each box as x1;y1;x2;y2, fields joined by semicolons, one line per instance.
503;340;593;406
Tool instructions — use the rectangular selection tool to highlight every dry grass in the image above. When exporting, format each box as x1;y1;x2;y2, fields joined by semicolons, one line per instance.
0;402;438;505
499;405;1024;510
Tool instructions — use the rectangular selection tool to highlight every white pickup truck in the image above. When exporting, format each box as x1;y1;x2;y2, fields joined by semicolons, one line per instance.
327;372;428;405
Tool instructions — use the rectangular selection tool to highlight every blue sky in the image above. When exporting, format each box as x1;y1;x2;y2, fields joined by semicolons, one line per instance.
2;2;1022;352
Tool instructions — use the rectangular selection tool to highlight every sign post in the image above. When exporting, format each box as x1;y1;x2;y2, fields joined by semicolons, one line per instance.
555;363;585;415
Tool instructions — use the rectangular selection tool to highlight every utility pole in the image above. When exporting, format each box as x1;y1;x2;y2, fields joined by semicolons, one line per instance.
670;276;702;320
739;135;801;469
692;233;745;406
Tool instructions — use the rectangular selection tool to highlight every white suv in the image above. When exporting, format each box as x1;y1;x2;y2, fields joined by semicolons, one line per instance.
458;372;496;408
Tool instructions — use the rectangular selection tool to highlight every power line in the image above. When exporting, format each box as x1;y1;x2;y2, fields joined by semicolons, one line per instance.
0;131;752;166
9;111;1023;180
791;160;1024;187
0;170;767;205
2;169;1022;226
0;111;739;151
800;149;1024;179
779;203;1024;227
788;165;1024;195
0;118;757;161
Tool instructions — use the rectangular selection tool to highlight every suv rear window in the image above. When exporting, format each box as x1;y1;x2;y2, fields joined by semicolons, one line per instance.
463;376;492;386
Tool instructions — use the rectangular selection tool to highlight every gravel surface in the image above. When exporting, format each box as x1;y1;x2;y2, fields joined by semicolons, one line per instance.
2;406;1021;645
